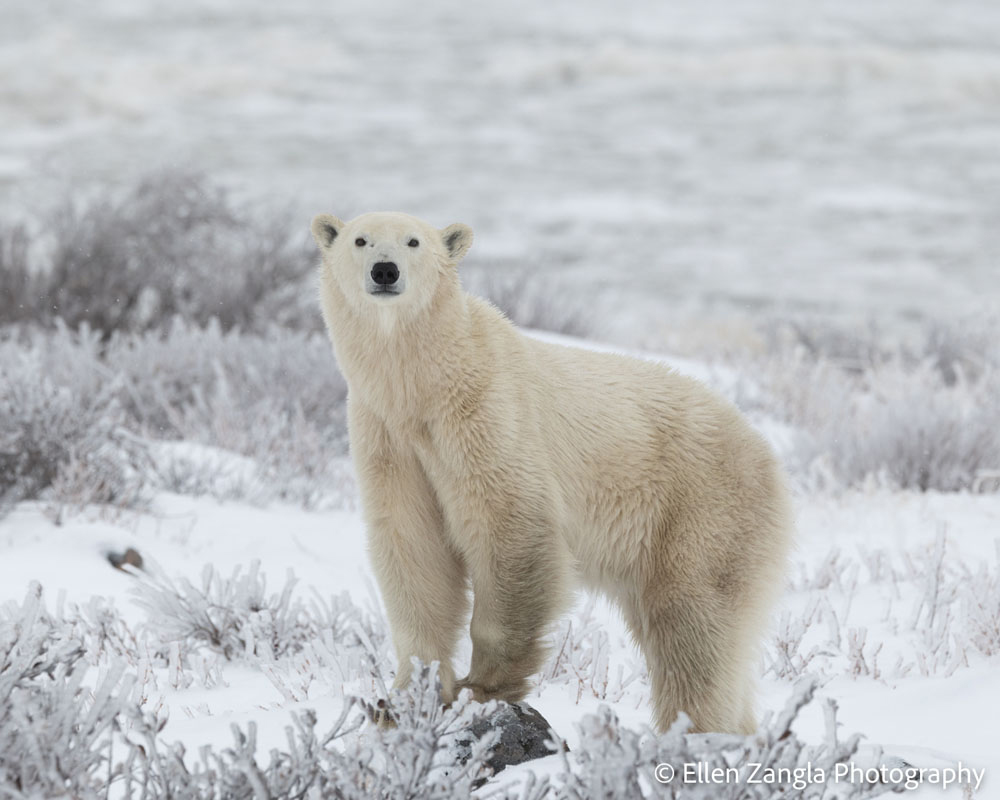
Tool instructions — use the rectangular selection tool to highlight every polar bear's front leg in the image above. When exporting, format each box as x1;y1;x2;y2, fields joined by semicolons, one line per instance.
352;411;468;707
457;516;568;704
371;517;467;703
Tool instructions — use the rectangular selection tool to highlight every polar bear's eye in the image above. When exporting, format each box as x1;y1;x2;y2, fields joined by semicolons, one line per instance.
354;237;366;247
408;238;419;247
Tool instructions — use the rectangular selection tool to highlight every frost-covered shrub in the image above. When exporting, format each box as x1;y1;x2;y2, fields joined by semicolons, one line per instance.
2;171;316;335
0;221;36;327
259;592;392;704
0;320;350;512
766;605;826;681
766;534;1000;682
461;262;594;337
130;561;316;660
736;315;1000;493
553;680;885;799
748;313;999;380
107;320;350;502
0;585;138;799
0;585;86;694
345;664;503;796
121;709;352;800
918;314;1000;385
3;567;903;799
107;319;346;433
957;543;1000;659
0;335;150;516
121;666;501;800
792;358;1000;492
542;597;646;706
751;316;894;375
113;325;349;503
129;561;387;670
3;575;507;799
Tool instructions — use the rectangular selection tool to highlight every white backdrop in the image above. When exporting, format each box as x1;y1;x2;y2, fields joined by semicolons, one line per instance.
3;0;999;328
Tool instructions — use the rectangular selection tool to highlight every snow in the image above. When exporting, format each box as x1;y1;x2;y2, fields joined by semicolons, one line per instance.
2;342;998;795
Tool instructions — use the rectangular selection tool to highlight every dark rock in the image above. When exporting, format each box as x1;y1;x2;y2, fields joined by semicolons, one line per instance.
456;702;564;784
107;547;144;572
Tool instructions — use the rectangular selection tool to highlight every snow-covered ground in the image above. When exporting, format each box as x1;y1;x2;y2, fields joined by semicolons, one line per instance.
2;475;998;796
1;336;998;796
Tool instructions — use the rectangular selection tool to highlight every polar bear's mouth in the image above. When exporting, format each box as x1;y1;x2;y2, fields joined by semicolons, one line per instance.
369;286;401;297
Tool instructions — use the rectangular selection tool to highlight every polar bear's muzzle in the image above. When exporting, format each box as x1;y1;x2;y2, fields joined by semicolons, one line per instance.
366;261;405;297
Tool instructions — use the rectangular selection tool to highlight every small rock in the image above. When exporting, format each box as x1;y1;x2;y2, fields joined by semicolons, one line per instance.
456;702;564;784
107;547;144;572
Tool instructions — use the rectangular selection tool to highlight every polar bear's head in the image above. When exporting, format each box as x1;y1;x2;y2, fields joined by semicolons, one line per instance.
311;212;473;318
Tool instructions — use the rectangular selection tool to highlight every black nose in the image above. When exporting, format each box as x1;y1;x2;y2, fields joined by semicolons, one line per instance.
371;262;399;286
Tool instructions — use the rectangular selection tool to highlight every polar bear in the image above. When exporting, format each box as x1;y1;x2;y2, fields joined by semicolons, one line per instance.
312;211;791;734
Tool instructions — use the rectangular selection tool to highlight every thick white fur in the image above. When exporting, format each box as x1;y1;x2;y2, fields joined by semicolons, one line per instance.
313;211;792;734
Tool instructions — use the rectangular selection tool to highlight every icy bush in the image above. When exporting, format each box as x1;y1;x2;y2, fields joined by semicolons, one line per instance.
461;262;594;337
3;171;316;335
796;359;1000;492
0;333;150;517
344;664;503;796
750;316;895;375
4;565;908;798
0;221;35;326
130;561;316;660
106;319;350;504
129;560;390;680
4;170;599;340
735;315;1000;493
1;580;499;799
955;542;1000;660
120;709;359;799
766;533;1000;682
918;314;1000;386
120;666;502;800
106;319;346;437
1;580;493;799
541;597;647;706
552;680;886;799
0;320;350;513
749;313;999;380
0;584;139;799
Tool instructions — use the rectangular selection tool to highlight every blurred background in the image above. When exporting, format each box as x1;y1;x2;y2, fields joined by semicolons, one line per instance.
3;0;999;337
2;0;999;513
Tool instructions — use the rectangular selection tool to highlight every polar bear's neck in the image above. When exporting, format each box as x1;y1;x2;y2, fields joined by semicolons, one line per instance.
328;281;486;420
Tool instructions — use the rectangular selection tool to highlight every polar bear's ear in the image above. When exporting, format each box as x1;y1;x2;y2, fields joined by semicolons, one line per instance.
440;223;473;262
311;214;344;250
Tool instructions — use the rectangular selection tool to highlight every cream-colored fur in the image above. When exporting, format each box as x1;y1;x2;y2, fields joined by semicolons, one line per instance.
312;211;792;734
